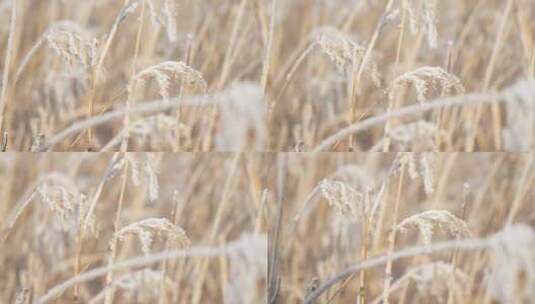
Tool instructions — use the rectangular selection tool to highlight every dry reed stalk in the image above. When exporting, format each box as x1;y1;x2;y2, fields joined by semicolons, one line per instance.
505;154;534;225
121;0;146;152
173;34;195;151
157;191;186;304
466;0;514;151
347;0;398;147
202;0;249;152
381;159;406;304
191;154;241;304
383;0;409;152
72;153;121;300
260;0;277;93
0;0;17;132
85;0;141;144
104;157;129;304
446;184;471;304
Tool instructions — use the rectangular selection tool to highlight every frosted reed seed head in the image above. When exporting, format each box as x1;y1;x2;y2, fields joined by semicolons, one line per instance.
395;210;471;245
115;217;190;254
134;61;207;99
488;224;535;303
117;0;141;22
126;153;162;202
401;0;438;48
216;82;267;151
392;152;435;194
391;67;465;103
14;288;29;304
224;233;267;304
105;156;127;182
30;134;46;152
314;27;365;73
312;27;381;85
145;0;178;42
319;179;365;222
43;22;98;69
35;183;94;234
32;66;90;128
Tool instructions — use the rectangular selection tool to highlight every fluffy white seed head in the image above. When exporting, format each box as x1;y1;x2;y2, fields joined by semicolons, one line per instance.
216;82;267;151
224;233;267;304
502;79;535;151
488;225;535;303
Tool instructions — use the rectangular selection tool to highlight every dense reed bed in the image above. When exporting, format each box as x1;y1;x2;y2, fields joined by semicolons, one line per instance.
267;153;534;303
0;1;533;151
0;153;268;303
